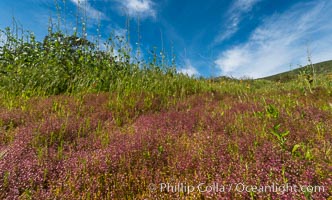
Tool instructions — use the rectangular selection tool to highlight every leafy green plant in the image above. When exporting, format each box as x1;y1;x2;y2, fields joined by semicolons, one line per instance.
271;124;289;150
292;143;315;161
265;104;279;119
299;68;313;94
291;144;302;156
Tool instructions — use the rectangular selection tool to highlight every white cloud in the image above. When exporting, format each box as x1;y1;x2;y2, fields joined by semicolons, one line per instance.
214;0;332;78
232;0;261;12
113;0;156;19
70;0;105;20
178;59;200;77
214;0;262;43
215;47;249;74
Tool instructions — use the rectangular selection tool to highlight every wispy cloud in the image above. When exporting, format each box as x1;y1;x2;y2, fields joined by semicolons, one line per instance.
113;0;156;19
214;0;262;44
232;0;261;12
214;0;332;78
178;59;200;77
70;0;105;20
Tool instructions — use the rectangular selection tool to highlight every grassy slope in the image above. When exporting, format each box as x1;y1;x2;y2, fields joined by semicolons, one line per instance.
261;60;332;82
1;77;332;199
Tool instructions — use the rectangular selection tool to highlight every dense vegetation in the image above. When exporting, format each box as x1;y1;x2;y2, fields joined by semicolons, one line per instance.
0;15;332;199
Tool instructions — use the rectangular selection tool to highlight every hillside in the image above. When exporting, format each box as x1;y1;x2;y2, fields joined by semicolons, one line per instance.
1;27;332;199
261;60;332;82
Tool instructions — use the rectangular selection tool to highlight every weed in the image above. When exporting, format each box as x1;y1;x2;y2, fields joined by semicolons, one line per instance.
271;124;289;150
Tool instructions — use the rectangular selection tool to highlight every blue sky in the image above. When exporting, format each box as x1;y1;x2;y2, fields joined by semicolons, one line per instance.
0;0;332;78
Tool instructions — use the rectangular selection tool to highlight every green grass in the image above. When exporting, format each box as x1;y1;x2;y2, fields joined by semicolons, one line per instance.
261;60;332;82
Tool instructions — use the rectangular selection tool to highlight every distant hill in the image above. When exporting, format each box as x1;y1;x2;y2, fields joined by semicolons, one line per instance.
261;60;332;82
